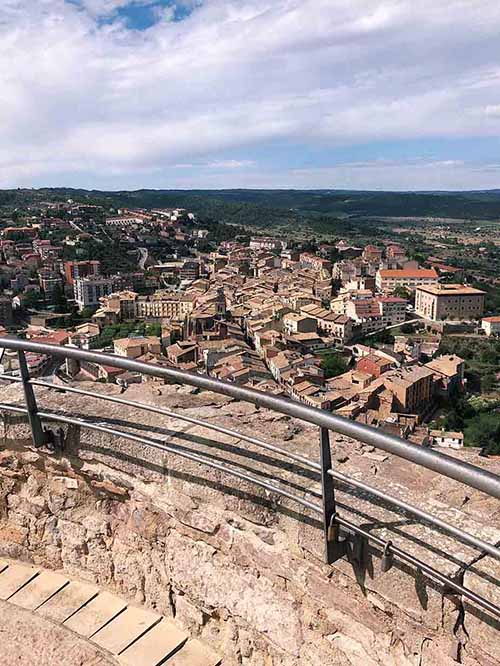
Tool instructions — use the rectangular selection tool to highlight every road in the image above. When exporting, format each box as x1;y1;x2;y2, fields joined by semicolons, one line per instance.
364;318;423;338
69;219;103;243
137;247;148;270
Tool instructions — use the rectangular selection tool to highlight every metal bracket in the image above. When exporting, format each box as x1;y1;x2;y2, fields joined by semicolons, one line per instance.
320;427;347;564
17;350;46;448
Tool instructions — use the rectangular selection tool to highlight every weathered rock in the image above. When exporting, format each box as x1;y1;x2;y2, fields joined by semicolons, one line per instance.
0;380;498;665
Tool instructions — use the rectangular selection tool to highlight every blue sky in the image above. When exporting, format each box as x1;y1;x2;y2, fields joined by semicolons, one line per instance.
1;1;500;190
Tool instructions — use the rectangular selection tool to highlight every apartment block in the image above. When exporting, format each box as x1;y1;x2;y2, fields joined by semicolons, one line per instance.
75;276;115;311
376;268;438;292
415;284;486;321
64;260;100;286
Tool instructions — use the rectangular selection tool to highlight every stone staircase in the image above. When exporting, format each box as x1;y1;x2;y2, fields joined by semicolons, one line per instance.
0;558;220;666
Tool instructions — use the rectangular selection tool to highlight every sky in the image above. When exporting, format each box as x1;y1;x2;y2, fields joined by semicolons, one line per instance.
1;0;500;191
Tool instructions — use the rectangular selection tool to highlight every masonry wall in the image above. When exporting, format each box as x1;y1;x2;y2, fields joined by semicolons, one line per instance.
0;382;499;666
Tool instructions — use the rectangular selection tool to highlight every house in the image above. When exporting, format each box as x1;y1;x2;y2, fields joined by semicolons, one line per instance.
383;366;435;415
482;316;500;337
430;430;464;449
166;341;198;366
30;329;70;346
362;245;383;263
282;313;317;335
425;355;465;396
114;336;162;359
356;353;394;378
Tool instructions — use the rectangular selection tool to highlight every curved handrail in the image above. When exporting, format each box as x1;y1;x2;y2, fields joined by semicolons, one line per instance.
1;336;500;621
0;400;499;620
1;336;500;499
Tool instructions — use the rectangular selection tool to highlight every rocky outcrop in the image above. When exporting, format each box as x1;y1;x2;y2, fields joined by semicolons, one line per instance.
0;380;499;665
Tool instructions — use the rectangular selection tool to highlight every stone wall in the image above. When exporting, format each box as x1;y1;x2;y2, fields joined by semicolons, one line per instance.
0;380;499;665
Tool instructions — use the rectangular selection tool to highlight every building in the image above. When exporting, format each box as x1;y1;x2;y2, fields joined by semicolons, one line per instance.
105;215;144;226
362;245;383;263
179;261;200;282
425;355;465;396
415;284;486;321
376;268;438;292
114;336;162;359
386;244;407;261
356;353;393;378
345;299;383;334
377;296;407;326
385;366;434;414
135;292;196;320
64;260;100;286
282;313;317;336
299;253;332;274
300;304;353;343
481;316;500;337
429;430;464;449
75;276;115;311
249;237;284;252
38;269;63;301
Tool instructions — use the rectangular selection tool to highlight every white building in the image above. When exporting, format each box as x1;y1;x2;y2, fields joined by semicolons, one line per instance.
482;316;500;337
75;276;115;311
429;430;464;449
249;237;284;252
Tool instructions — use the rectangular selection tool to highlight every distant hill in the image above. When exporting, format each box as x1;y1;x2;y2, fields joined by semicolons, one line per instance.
3;187;500;226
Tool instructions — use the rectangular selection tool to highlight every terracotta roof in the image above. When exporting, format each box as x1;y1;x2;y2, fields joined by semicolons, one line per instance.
378;268;438;279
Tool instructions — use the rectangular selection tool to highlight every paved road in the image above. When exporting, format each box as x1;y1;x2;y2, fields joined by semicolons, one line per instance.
364;318;423;337
137;247;148;270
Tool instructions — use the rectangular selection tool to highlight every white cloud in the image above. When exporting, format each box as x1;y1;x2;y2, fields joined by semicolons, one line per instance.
0;1;500;188
484;104;500;117
207;160;255;169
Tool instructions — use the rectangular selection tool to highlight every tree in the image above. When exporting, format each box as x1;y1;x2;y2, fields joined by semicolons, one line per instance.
321;353;347;379
482;373;496;393
22;290;42;310
146;323;162;337
52;284;68;312
79;306;96;320
400;323;414;335
393;285;411;300
464;413;500;455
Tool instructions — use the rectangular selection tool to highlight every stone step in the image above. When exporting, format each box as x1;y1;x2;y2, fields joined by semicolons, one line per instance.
92;606;161;655
119;618;188;666
64;590;127;638
9;570;69;611
0;563;40;601
0;560;8;574
37;580;99;623
166;639;221;666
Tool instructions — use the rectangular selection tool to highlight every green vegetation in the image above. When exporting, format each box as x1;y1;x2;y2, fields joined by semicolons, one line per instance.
465;412;500;455
439;336;500;393
432;394;500;454
320;352;347;379
90;320;162;349
64;239;139;275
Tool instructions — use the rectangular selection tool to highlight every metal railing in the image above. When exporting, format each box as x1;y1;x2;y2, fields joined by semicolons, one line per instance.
0;336;499;620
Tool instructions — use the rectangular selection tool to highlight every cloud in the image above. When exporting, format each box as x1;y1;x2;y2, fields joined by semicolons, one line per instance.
0;1;500;188
484;104;500;117
207;160;255;169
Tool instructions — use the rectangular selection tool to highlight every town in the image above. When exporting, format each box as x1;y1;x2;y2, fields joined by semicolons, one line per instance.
0;196;498;454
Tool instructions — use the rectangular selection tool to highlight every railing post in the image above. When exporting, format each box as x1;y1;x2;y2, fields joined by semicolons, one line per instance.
320;426;347;564
17;350;46;448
